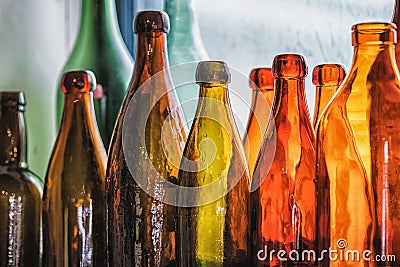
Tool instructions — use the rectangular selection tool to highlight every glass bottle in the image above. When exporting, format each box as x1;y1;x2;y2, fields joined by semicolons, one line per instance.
0;92;42;266
242;67;274;178
56;0;134;146
251;54;316;266
312;64;346;129
42;71;107;266
315;22;400;266
177;61;250;266
107;11;187;267
165;0;209;124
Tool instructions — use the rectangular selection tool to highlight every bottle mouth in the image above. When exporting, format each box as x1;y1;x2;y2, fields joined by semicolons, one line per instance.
312;64;346;86
352;22;397;46
272;54;308;78
249;68;274;91
61;70;96;94
0;91;25;109
196;61;231;85
134;11;170;34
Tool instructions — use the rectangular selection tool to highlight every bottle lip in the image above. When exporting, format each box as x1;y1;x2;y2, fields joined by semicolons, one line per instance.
0;91;25;108
312;64;346;86
272;54;308;78
61;70;96;94
134;10;170;34
352;22;397;46
196;60;231;85
249;67;274;91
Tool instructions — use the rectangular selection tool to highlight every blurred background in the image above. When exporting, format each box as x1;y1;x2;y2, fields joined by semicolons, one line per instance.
0;0;394;178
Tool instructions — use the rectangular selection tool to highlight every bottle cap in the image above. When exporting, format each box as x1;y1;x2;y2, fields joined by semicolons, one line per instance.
61;70;96;94
352;22;397;45
312;64;346;86
196;61;231;85
249;68;274;91
0;91;25;109
272;54;308;78
134;11;170;34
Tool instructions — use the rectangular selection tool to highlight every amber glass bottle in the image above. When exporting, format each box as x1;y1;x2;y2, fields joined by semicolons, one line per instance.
315;22;400;266
42;71;107;266
312;64;346;129
107;11;186;267
251;54;316;266
176;61;250;266
0;92;42;266
242;67;274;178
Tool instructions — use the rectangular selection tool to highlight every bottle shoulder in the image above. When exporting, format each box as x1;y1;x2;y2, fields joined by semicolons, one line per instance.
0;166;43;197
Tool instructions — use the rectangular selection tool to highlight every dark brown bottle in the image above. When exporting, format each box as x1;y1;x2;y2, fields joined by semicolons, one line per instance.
107;11;186;267
42;71;107;266
0;92;42;266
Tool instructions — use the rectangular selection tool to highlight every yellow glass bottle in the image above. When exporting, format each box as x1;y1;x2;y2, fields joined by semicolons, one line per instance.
242;67;274;178
312;64;346;129
177;61;250;266
42;71;107;266
316;22;400;266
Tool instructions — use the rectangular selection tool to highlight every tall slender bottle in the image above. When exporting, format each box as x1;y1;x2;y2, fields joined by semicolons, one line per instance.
107;11;187;267
177;61;250;266
242;67;274;178
312;64;346;129
0;92;42;266
165;0;209;123
43;71;107;266
315;22;400;267
56;0;134;145
251;54;316;266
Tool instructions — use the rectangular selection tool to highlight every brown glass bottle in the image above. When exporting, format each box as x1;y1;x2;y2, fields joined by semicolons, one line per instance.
312;64;346;129
107;11;187;267
315;22;400;267
42;71;107;267
243;67;274;178
176;61;250;266
251;54;316;266
0;92;42;266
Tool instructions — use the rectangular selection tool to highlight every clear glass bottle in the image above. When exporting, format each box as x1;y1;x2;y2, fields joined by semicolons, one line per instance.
312;64;346;129
177;61;250;266
42;71;107;266
56;0;134;146
315;22;400;266
242;67;274;178
0;91;42;266
251;54;316;266
107;11;187;267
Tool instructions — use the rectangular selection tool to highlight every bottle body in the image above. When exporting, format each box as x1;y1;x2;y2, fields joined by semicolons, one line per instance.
107;11;186;267
0;92;42;266
316;23;400;266
177;61;250;266
56;0;134;145
251;55;316;266
43;71;107;266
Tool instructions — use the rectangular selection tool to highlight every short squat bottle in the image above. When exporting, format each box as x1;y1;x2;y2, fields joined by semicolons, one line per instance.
42;71;107;266
312;64;346;129
0;92;42;266
242;67;274;178
251;54;316;266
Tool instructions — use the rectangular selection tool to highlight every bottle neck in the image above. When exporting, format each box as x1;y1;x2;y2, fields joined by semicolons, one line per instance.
77;0;121;39
0;107;27;168
313;85;338;127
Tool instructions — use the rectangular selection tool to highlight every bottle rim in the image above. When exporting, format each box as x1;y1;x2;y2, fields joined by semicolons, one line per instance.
0;91;25;108
196;60;231;85
249;67;274;91
312;64;346;86
352;22;397;46
272;54;308;78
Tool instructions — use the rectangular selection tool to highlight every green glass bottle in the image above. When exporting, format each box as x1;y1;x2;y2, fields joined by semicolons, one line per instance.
177;61;250;266
165;0;209;123
56;0;134;145
0;91;42;266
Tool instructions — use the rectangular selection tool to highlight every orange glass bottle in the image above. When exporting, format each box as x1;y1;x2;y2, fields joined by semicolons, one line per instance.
315;22;400;266
251;54;316;266
242;67;274;178
107;11;187;266
312;64;346;129
42;71;107;266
